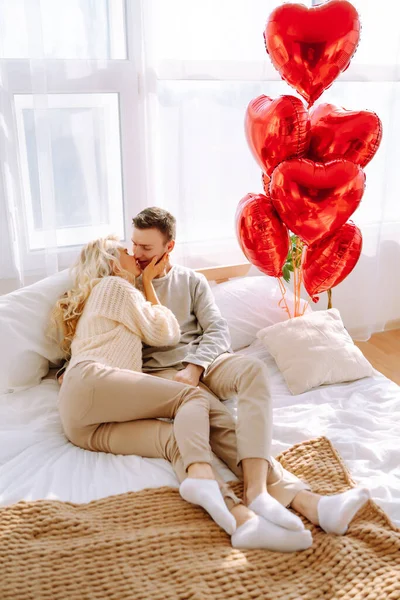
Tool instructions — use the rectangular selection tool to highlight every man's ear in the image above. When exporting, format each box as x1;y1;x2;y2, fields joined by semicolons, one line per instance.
167;240;175;253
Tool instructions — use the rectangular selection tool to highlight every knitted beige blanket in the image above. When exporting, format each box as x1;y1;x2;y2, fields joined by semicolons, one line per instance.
1;436;399;600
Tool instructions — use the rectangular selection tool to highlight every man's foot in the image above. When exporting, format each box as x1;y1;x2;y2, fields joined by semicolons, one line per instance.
231;515;312;552
248;491;304;531
317;488;370;535
180;478;236;535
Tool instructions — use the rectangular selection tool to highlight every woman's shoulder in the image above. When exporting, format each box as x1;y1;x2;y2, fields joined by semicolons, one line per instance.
93;276;142;301
86;276;143;317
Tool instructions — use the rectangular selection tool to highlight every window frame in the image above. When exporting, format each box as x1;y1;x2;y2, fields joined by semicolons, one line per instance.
1;0;148;276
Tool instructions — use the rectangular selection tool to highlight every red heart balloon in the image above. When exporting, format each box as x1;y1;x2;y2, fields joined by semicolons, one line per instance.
308;103;383;167
236;193;289;278
265;1;360;106
303;221;362;300
270;158;365;245
245;95;310;176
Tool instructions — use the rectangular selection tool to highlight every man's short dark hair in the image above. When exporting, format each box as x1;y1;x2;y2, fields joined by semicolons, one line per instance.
132;207;176;242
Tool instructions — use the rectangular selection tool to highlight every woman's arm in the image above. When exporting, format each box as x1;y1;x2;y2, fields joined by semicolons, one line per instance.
142;278;160;306
96;275;180;347
141;254;169;305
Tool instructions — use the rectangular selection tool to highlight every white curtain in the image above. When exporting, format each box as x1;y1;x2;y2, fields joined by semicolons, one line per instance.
0;0;144;292
1;0;399;339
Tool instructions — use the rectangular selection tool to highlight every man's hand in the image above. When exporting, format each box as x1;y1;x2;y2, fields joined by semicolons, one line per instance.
173;364;204;387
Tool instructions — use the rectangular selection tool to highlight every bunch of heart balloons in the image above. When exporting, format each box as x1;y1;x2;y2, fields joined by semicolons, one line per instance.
235;0;382;315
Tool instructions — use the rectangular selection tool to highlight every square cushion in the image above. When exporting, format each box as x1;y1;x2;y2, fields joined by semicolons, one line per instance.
257;308;375;395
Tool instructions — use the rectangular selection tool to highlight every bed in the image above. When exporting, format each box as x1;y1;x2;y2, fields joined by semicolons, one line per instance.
1;264;399;531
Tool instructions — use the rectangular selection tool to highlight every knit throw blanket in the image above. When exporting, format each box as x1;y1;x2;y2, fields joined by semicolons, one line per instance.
1;437;399;600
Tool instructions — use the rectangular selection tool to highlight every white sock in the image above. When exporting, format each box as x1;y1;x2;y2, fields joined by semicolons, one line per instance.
179;478;236;535
249;491;304;531
231;516;312;552
317;487;370;535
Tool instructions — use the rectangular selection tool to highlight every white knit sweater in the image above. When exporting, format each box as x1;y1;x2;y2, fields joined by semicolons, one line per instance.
66;276;181;374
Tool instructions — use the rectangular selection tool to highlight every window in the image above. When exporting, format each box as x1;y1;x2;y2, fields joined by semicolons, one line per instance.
14;93;124;249
0;0;143;278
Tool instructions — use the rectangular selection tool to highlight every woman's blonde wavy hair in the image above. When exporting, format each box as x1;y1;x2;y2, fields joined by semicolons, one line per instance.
49;235;133;356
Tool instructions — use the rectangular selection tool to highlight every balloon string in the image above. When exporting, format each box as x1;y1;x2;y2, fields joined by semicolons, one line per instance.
278;278;291;319
327;288;333;309
297;242;304;317
301;301;309;316
293;239;304;317
293;244;298;317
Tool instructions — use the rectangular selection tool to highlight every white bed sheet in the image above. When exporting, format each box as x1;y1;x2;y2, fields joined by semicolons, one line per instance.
1;340;399;528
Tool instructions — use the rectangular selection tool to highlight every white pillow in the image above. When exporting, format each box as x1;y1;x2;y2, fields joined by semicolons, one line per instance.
0;270;72;391
257;308;374;395
212;276;311;351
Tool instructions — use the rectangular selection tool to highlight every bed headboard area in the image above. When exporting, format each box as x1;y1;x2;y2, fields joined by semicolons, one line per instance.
196;263;251;284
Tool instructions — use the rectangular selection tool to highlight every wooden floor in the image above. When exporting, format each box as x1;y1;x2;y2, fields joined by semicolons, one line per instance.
354;329;400;385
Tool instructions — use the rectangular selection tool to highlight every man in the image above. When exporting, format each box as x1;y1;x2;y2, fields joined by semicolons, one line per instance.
132;208;232;387
129;207;369;540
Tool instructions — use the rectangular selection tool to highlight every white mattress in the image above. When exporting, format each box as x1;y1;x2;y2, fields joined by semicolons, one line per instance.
1;340;399;528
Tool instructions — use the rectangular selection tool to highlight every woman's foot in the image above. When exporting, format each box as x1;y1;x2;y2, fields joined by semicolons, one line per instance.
248;491;304;531
231;515;312;552
179;478;236;535
317;488;370;535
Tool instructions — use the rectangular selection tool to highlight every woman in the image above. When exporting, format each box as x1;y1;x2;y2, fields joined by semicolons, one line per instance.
51;235;247;537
